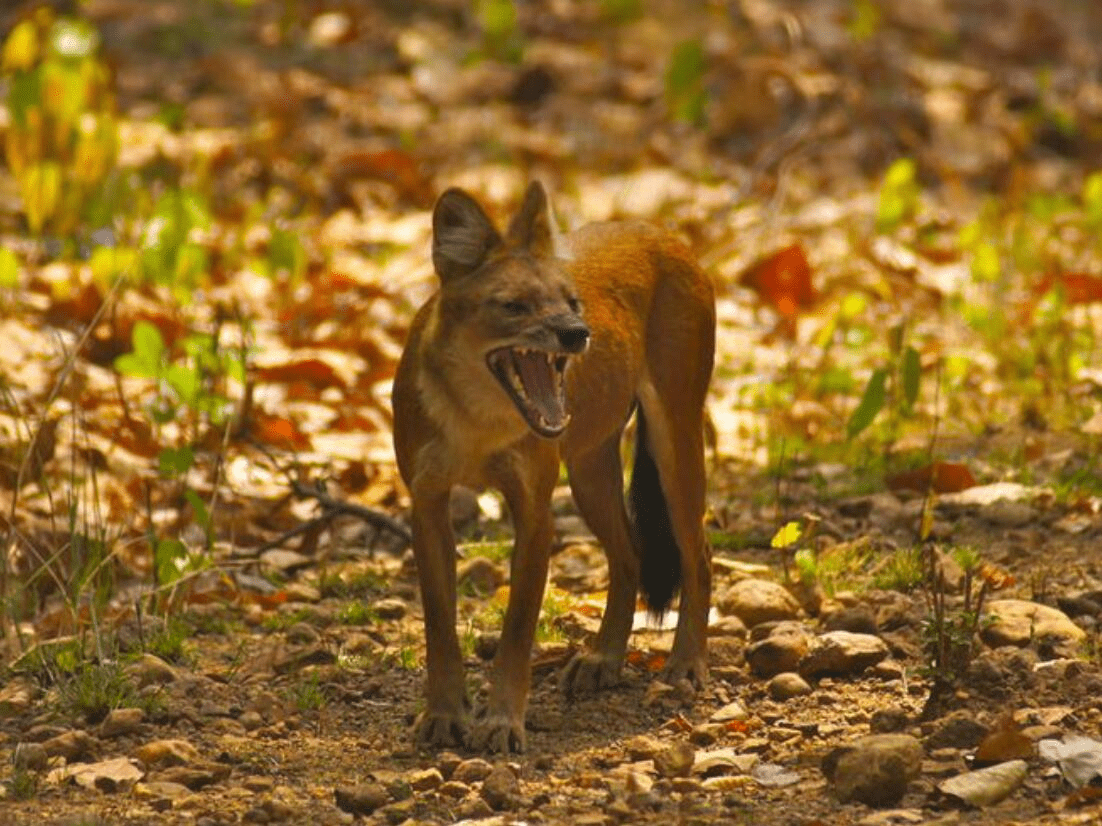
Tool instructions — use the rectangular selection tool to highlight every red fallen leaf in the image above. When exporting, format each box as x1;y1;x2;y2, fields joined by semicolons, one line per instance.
255;359;347;392
243;589;291;610
975;561;1015;590
251;412;312;451
725;719;751;734
739;243;817;318
44;281;103;326
626;650;667;673
974;713;1034;767
1035;272;1102;304
330;148;434;207
887;462;976;494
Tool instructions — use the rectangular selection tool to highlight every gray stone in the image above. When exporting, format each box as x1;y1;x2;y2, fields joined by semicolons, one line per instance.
768;672;812;700
744;621;810;678
718;579;802;628
334;782;389;816
653;741;695;778
982;600;1085;657
480;765;519;810
799;631;889;678
822;734;924;807
452;757;494;784
12;742;48;771
99;707;145;738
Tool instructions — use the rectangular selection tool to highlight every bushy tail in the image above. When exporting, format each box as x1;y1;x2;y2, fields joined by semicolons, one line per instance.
630;406;681;614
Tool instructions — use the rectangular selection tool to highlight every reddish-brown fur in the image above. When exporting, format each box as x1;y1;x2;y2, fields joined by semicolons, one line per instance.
392;182;715;752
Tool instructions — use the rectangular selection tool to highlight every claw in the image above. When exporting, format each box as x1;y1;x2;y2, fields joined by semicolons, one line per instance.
414;710;470;750
468;713;526;753
559;651;623;699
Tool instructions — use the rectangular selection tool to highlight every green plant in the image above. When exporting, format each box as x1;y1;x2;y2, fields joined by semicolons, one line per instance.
58;661;135;724
875;158;920;233
475;0;523;62
145;615;191;663
666;39;707;126
337;601;375;626
7;765;39;800
137;188;212;297
846;327;922;441
801;538;876;597
2;9;117;237
396;645;419;670
318;569;386;600
261;608;314;632
535;590;570;644
921;545;994;685
873;546;925;592
290;673;327;712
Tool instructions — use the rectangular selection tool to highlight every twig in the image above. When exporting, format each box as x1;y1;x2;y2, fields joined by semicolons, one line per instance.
288;479;412;547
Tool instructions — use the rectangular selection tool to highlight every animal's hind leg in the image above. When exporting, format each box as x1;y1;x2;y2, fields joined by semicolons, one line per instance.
637;383;711;687
560;431;639;696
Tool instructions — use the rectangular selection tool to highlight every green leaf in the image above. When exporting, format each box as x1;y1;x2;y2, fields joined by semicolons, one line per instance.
1083;171;1102;227
0;248;19;288
132;320;164;360
666;39;707;125
847;367;888;439
165;363;200;406
970;241;1000;282
19;161;62;234
793;547;817;583
6;68;42;127
185;489;211;533
157;445;194;478
875;158;918;232
268;228;306;282
848;0;880;41
115;320;164;377
154;538;188;586
2;19;39;72
771;521;802;549
901;346;921;412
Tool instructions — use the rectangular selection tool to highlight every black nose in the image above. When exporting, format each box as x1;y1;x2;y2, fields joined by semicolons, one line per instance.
556;321;590;353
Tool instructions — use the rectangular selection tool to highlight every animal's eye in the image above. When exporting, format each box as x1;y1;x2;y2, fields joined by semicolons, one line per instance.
567;296;581;313
503;300;529;315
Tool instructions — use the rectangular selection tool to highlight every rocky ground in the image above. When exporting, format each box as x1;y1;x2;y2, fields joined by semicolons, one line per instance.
2;0;1102;824
2;478;1101;825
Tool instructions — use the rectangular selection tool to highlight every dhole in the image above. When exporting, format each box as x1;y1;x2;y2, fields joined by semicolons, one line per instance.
392;181;715;752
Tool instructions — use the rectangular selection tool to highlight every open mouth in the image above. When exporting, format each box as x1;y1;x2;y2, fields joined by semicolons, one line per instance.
486;347;571;437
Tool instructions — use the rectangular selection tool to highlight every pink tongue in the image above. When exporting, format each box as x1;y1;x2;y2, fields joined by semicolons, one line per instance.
514;351;564;423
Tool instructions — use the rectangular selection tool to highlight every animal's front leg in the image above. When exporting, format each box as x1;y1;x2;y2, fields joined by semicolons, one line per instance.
470;446;558;753
410;488;468;747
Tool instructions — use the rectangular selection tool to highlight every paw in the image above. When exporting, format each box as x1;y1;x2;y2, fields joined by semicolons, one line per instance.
559;650;623;698
468;712;526;753
660;652;708;689
413;709;469;749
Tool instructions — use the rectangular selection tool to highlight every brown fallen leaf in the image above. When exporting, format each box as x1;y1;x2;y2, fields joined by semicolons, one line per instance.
255;359;347;393
888;461;976;494
974;713;1034;767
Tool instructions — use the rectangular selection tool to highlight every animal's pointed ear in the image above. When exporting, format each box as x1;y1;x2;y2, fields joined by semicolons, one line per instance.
432;188;502;281
506;181;555;256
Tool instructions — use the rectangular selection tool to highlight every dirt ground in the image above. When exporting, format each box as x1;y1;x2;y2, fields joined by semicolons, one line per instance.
2;0;1102;824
